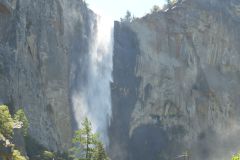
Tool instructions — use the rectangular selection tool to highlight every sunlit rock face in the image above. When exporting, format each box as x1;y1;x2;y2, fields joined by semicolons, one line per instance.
110;0;240;159
0;0;113;152
0;0;93;151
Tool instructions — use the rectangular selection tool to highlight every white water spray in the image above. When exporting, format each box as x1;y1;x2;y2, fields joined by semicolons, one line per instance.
72;14;114;146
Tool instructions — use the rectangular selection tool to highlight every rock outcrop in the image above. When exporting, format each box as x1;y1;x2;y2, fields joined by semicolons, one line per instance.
110;0;240;159
0;0;94;152
1;0;240;158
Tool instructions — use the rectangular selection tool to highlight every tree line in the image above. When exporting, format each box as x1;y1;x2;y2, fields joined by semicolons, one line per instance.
0;105;28;160
0;105;109;160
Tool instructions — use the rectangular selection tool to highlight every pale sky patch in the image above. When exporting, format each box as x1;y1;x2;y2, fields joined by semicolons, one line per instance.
87;0;166;20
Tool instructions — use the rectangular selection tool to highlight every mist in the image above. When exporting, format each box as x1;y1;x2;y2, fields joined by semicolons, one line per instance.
71;14;113;146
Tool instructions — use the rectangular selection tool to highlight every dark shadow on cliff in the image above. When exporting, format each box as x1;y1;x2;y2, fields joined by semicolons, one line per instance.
108;21;141;160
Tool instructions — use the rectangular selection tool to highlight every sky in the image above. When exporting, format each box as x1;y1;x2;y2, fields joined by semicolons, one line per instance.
87;0;166;20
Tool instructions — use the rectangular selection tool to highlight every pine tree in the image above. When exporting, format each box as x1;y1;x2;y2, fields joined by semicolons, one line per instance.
71;117;98;160
167;0;171;6
70;117;109;160
151;5;161;13
93;142;109;160
120;10;133;22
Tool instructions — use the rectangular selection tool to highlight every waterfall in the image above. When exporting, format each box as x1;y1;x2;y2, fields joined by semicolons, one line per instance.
72;14;113;146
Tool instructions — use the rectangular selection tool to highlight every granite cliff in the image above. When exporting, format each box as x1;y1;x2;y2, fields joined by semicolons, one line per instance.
1;0;240;159
0;0;94;152
109;0;240;159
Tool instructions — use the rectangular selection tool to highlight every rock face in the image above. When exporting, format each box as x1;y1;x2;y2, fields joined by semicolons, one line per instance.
110;0;240;159
0;0;93;151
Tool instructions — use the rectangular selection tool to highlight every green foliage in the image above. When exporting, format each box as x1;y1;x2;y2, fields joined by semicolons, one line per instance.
120;10;134;23
166;0;178;8
71;117;98;160
14;109;29;136
0;105;29;138
0;105;29;160
25;135;72;160
42;151;55;160
70;117;109;160
92;142;109;160
232;153;240;160
13;150;27;160
151;5;161;13
56;152;73;160
0;105;14;139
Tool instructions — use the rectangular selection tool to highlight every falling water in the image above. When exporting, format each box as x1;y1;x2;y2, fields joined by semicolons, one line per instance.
72;15;113;146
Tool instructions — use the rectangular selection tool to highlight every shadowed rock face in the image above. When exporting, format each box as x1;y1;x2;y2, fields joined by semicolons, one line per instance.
110;0;240;159
129;125;185;160
109;21;141;160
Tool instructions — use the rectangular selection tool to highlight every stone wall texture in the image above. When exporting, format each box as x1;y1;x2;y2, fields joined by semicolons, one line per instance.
0;0;93;152
109;0;240;159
